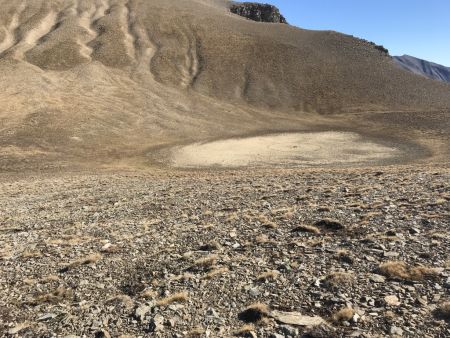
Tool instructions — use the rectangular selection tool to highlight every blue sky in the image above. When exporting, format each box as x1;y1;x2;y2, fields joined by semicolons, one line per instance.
264;0;450;66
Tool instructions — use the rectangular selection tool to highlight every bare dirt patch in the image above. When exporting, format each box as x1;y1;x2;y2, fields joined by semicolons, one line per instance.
169;132;401;168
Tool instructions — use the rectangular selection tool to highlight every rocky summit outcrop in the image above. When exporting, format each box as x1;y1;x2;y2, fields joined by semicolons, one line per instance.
230;2;287;24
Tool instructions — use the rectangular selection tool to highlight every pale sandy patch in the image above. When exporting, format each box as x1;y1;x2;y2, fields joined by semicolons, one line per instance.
169;132;400;168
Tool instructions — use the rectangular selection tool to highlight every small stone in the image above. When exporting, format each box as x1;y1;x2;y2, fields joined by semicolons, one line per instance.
280;325;299;337
390;326;403;336
384;295;401;306
135;304;151;322
302;324;336;338
148;314;165;332
245;331;257;338
249;287;260;297
409;228;420;235
269;334;284;338
352;313;361;323
166;318;176;327
383;251;399;258
444;277;450;289
206;307;219;317
37;313;57;321
369;274;386;283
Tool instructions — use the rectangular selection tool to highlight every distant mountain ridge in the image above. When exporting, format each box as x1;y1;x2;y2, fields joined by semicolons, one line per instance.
394;55;450;83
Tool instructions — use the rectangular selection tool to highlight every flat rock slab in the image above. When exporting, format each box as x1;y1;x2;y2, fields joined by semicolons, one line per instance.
270;310;325;326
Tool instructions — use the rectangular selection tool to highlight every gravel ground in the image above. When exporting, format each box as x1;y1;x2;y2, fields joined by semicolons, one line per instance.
0;166;449;337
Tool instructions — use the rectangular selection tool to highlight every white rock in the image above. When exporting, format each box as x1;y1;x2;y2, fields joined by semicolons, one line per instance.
384;295;401;306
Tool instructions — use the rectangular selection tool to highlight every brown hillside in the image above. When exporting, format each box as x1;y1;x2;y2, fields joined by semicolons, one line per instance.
0;0;449;168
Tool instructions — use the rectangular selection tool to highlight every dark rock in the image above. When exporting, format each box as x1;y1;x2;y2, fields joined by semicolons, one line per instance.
302;324;337;338
94;330;111;338
230;2;288;24
314;219;345;230
238;306;268;323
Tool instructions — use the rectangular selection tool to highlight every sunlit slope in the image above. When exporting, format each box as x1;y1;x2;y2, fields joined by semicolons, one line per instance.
0;0;449;168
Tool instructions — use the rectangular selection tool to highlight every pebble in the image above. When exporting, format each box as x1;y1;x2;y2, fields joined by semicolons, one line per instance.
390;326;404;336
384;295;401;306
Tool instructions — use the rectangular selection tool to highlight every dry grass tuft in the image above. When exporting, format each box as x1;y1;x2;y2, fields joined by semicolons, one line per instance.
186;327;205;337
47;236;91;246
409;266;440;280
204;266;229;279
156;292;189;306
234;324;255;336
172;272;194;282
61;253;102;272
323;272;355;288
140;289;157;299
41;275;60;283
336;249;354;264
292;224;321;235
33;286;73;304
238;303;269;323
332;307;354;322
23;278;36;285
255;234;270;244
193;255;218;269
257;270;280;282
199;241;221;251
377;261;409;279
378;261;440;281
100;243;119;253
105;295;134;309
430;232;448;240
21;250;42;259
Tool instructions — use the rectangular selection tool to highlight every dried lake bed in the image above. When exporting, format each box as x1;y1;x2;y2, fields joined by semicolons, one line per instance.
169;132;401;168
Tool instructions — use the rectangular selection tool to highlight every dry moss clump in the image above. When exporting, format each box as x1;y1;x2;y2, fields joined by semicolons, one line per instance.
199;241;221;252
323;271;355;288
378;261;440;281
192;255;218;269
32;286;73;304
204;266;229;279
60;253;102;272
332;307;354;322
186;327;205;337
292;224;321;235
156;292;189;306
234;324;255;336
256;270;280;282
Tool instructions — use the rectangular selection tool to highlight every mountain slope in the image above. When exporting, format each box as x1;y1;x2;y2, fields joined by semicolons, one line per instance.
0;0;449;169
394;55;450;83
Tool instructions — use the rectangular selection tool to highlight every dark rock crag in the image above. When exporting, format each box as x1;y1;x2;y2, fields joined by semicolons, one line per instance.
230;2;288;24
